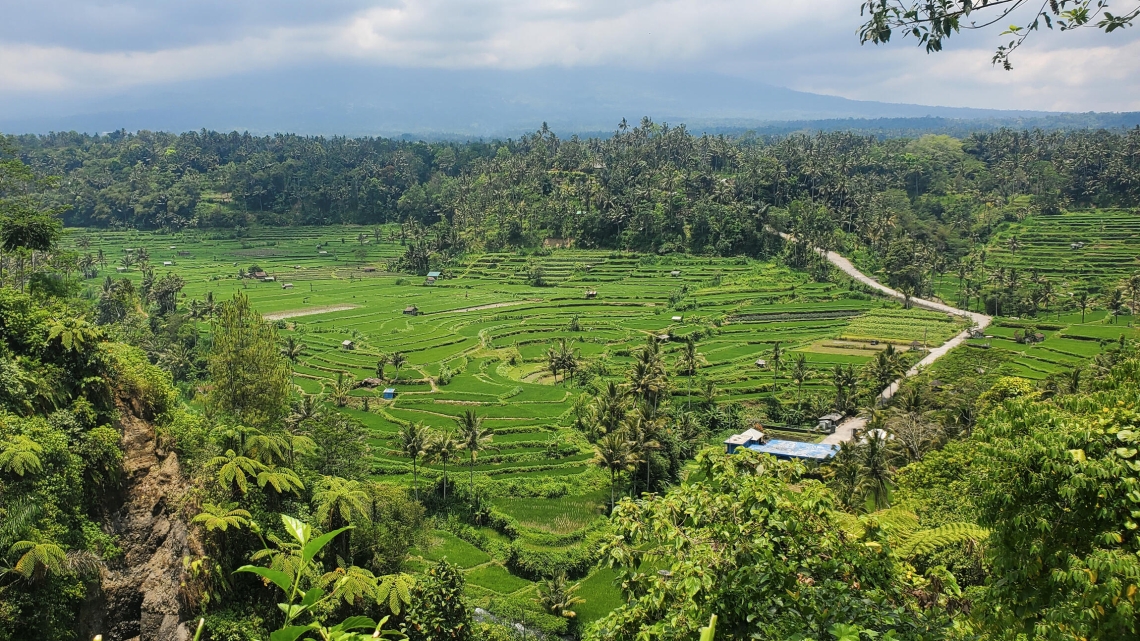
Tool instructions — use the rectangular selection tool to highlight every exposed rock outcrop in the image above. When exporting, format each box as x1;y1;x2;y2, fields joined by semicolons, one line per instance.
80;405;202;641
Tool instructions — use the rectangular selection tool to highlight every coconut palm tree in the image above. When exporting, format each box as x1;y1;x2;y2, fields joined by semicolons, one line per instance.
375;353;390;380
1076;290;1091;323
676;338;704;409
593;431;635;513
280;336;307;388
398;421;431;501
390;352;407;382
427;430;460;503
858;431;893;510
535;573;585;619
192;503;253;532
327;372;355;408
457;409;495;496
770;341;784;384
594;380;628;435
791;352;809;390
626;414;662;495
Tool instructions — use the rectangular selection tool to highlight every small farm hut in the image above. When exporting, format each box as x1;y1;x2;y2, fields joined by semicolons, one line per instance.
427;271;441;278
670;270;681;277
252;271;267;279
755;358;767;369
163;261;173;266
403;305;419;316
817;413;844;433
362;267;376;272
382;388;396;400
585;289;597;299
341;340;355;350
282;283;294;289
671;315;682;322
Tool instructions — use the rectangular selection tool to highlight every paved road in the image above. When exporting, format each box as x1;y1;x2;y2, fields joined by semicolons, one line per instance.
773;232;993;445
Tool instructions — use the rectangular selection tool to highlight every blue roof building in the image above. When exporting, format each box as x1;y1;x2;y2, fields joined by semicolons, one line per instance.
426;271;441;278
382;388;396;400
746;440;838;461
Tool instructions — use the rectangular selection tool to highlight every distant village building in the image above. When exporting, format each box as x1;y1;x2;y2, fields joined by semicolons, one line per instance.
403;305;419;316
341;340;355;350
816;413;844;433
723;427;839;461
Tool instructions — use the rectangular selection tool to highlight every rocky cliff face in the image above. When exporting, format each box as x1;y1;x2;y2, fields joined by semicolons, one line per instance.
80;403;202;641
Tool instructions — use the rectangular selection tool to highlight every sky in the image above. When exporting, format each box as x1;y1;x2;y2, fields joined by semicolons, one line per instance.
1;0;1138;124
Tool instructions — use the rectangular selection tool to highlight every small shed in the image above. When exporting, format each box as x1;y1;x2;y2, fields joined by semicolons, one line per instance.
282;283;294;289
426;271;441;279
817;412;844;433
755;358;767;369
252;271;267;279
116;267;127;273
362;267;376;273
169;245;176;250
319;250;328;255
724;427;766;454
263;276;275;282
403;305;419;316
585;289;597;299
163;261;173;266
670;270;681;277
671;315;682;322
656;333;670;342
425;276;437;285
382;388;396;400
1070;242;1085;250
342;340;355;350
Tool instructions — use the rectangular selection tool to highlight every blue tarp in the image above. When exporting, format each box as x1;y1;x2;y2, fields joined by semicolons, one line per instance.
747;439;838;461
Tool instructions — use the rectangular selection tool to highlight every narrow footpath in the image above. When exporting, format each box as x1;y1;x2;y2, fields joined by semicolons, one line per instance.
774;232;992;445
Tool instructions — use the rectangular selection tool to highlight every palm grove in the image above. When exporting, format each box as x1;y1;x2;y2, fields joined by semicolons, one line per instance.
3;121;1140;641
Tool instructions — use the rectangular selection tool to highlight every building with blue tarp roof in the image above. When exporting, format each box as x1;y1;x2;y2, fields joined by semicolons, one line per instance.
746;440;838;461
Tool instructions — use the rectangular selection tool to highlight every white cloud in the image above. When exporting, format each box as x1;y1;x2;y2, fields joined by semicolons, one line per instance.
0;0;1137;112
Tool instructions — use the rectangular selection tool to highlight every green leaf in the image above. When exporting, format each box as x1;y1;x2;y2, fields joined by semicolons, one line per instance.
302;526;352;564
270;625;315;641
830;623;863;641
301;587;324;608
235;565;292;593
282;514;311;546
329;616;376;633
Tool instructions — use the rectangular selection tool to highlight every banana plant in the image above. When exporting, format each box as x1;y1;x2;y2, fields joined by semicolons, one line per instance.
236;515;401;641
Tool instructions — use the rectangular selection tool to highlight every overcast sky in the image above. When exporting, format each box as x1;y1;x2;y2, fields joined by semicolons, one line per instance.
1;0;1138;114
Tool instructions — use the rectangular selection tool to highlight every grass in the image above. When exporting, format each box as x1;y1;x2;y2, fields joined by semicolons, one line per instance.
465;563;534;594
416;530;491;569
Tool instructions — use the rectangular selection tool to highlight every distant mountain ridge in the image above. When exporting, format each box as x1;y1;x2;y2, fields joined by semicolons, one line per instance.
1;65;1131;137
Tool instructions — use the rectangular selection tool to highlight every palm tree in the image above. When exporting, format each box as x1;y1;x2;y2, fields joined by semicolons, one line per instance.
0;435;44;477
594;381;628;435
858;431;893;510
427;431;460;503
535;573;585;619
770;341;784;385
1110;288;1124;324
398;421;431;501
390;352;407;382
288;394;323;429
313;476;372;560
791;352;809;390
627;415;662;495
546;343;562;383
1129;273;1140;315
192;503;253;532
457;409;495;496
280;337;307;388
327;372;355;408
375;353;390;380
593;431;634;513
676;338;703;409
1076;290;1091;323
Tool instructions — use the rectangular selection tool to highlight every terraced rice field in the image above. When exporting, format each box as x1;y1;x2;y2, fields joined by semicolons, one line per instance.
983;209;1140;290
966;310;1139;380
67;225;972;622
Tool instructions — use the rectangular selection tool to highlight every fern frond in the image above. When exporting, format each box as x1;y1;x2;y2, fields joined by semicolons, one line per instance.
896;522;989;559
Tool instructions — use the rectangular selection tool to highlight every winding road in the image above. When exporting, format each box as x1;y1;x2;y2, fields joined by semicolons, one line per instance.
774;232;992;445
